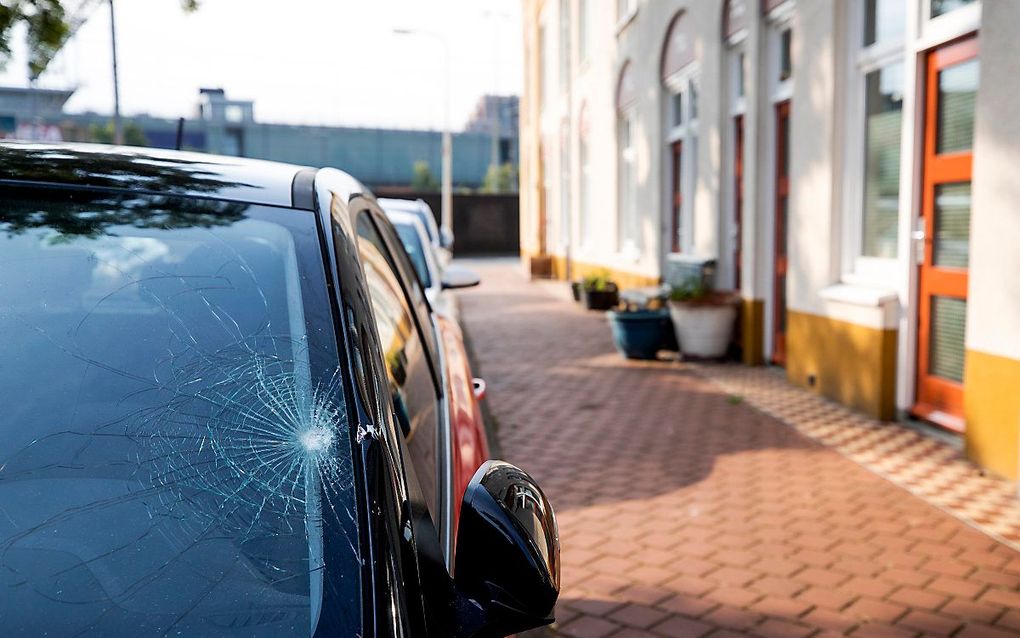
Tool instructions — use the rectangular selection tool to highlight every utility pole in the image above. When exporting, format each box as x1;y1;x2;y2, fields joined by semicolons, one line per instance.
109;0;123;145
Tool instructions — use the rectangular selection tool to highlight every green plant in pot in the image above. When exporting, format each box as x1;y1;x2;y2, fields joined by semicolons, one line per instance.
580;271;619;311
570;280;583;302
606;299;673;360
667;277;738;359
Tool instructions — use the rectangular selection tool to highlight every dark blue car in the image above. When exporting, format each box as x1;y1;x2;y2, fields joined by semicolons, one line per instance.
0;143;559;637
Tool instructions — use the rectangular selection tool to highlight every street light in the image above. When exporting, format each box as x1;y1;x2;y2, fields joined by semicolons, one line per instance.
393;27;453;239
109;0;123;145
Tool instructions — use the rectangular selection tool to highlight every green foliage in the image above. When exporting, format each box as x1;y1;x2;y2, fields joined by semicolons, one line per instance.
480;162;517;194
88;120;148;146
0;1;200;80
668;276;708;302
410;160;439;192
581;270;615;293
0;0;69;79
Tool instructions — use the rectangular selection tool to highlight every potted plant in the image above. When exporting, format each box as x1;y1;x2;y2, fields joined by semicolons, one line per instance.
570;280;583;303
607;303;673;360
580;272;619;311
667;278;738;359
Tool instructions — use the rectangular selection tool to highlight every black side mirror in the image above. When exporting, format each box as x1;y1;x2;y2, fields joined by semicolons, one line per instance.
442;265;481;290
452;461;560;638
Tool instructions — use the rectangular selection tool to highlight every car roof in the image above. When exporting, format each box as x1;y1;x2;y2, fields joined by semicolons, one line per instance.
385;208;427;229
377;197;439;241
0;141;329;209
376;197;428;213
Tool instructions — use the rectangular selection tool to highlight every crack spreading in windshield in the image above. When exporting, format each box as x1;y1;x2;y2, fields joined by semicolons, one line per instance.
0;205;358;637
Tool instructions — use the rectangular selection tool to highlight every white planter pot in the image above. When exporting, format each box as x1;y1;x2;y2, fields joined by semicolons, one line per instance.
668;301;737;358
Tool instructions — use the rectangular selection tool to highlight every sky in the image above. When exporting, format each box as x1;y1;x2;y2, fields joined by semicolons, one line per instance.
0;0;523;131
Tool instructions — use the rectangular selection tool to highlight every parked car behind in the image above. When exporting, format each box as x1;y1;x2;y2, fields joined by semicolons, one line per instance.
0;143;558;637
384;207;480;322
377;197;453;266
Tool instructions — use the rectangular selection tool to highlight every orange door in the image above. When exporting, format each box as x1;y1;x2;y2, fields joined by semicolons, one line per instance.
914;37;979;432
734;115;745;289
772;101;790;366
670;140;683;253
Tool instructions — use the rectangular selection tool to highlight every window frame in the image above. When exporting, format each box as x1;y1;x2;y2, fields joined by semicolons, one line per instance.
617;107;639;256
664;69;700;256
840;0;908;283
351;208;445;532
766;4;795;103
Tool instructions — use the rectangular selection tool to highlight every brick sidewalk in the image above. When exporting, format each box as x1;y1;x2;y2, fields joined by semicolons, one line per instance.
456;260;1020;638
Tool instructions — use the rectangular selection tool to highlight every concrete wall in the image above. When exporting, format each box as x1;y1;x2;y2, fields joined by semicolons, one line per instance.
55;113;513;189
374;190;521;256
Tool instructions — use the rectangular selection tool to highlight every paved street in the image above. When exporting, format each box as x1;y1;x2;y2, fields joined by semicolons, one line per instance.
457;260;1020;638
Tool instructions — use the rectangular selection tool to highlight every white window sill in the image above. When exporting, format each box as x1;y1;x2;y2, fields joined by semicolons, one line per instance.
820;283;898;307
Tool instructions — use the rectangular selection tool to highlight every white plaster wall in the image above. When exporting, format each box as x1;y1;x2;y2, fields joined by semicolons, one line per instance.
540;0;729;281
968;0;1020;361
785;0;839;316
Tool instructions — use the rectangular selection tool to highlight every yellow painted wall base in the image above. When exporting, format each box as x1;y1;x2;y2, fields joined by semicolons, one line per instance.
741;299;765;366
964;350;1020;480
786;310;898;421
548;255;660;290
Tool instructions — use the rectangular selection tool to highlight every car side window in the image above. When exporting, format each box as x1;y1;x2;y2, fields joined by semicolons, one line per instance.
355;212;442;525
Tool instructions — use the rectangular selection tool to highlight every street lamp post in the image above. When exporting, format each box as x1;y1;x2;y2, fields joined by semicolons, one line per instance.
109;0;123;145
393;28;453;238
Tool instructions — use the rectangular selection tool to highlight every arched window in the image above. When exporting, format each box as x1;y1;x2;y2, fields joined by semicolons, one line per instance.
661;11;699;255
617;61;639;254
724;0;749;288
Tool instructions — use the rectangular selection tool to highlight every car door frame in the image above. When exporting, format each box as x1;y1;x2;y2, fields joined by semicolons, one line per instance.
362;203;456;559
311;168;459;636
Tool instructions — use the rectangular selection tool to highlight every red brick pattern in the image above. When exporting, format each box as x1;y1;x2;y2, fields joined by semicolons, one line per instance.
456;261;1020;638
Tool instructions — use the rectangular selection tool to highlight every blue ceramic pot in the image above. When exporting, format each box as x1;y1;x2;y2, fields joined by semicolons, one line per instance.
607;309;671;360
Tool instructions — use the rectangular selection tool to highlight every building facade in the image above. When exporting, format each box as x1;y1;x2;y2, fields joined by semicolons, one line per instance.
464;94;521;167
520;0;1020;478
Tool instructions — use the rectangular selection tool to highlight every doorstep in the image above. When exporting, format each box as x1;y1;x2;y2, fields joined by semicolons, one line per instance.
692;363;1020;550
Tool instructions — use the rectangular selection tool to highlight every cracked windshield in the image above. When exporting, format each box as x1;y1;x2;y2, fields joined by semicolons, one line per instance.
0;193;359;636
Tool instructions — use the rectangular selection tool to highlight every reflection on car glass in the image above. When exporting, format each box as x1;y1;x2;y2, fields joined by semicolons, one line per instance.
0;195;360;636
393;221;432;288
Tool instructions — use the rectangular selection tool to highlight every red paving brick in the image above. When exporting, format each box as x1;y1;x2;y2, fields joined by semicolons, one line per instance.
457;261;1020;637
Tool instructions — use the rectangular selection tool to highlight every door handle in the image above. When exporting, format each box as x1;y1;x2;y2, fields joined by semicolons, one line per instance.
913;222;926;265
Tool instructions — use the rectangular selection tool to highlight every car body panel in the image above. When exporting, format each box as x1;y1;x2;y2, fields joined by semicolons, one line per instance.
435;314;491;541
